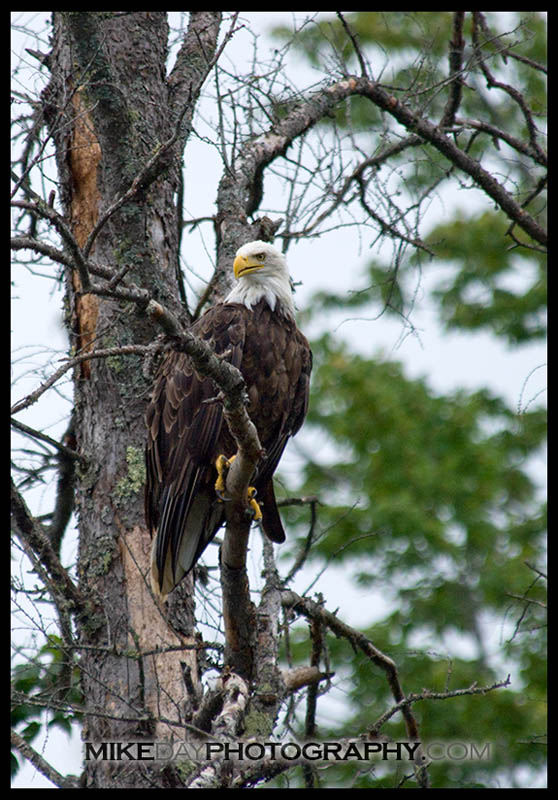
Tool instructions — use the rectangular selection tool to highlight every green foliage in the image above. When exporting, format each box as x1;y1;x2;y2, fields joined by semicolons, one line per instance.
276;12;546;134
277;333;546;787
427;213;546;343
296;333;545;566
11;636;82;779
335;211;547;346
270;13;546;787
275;12;547;346
313;213;546;345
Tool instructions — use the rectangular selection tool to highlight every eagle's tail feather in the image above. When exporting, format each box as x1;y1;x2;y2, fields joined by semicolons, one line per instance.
259;480;286;544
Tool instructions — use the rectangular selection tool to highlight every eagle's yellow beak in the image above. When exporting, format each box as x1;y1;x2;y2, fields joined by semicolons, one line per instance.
233;254;264;279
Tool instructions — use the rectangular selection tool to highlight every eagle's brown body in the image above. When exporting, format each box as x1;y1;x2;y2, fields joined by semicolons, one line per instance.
145;296;312;596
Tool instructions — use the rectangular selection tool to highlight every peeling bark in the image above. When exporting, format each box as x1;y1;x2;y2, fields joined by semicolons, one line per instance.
68;87;101;376
42;12;221;787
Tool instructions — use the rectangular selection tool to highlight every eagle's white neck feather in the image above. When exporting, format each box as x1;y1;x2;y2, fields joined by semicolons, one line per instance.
225;273;296;317
224;242;297;317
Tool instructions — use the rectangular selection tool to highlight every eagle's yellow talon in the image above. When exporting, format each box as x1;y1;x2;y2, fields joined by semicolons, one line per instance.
215;456;262;519
215;454;235;498
247;487;263;521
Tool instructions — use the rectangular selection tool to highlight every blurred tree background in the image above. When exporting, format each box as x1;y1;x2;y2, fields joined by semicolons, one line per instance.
273;11;546;789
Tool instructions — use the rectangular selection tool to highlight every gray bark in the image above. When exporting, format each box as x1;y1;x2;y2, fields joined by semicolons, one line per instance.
43;12;221;787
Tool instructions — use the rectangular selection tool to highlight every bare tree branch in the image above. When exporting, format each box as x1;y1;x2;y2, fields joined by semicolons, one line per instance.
11;417;82;463
11;198;91;290
11;730;80;789
281;590;422;744
279;589;424;789
11;345;153;416
282;664;334;693
440;11;466;128
472;12;546;164
351;76;547;247
454;117;547;167
371;676;512;735
11;478;86;614
336;12;369;78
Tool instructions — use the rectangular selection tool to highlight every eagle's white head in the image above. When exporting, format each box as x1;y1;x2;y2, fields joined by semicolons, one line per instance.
225;240;296;317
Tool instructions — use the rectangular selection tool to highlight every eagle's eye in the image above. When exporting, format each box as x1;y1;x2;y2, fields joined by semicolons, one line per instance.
256;253;266;261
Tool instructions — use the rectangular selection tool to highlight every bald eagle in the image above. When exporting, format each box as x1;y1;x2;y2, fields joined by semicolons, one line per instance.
145;241;312;598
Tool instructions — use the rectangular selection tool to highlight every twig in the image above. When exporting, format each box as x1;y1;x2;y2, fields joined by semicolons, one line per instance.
302;608;324;787
472;13;546;164
11;234;155;302
371;676;511;734
281;590;422;743
11;730;79;789
11;479;86;614
440;11;465;128
454;117;547;167
282;135;424;241
337;12;368;78
46;411;77;557
11;199;91;290
505;593;546;609
10;690;210;739
525;561;547;581
282;497;320;585
351;76;546;247
11;417;83;463
356;174;434;255
11;345;155;416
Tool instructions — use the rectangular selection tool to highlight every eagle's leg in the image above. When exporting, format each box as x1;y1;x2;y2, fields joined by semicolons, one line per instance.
214;454;263;520
247;486;263;521
214;454;233;499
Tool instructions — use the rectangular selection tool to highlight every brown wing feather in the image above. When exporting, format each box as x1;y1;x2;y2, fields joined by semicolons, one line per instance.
145;305;246;596
145;298;312;596
238;302;312;544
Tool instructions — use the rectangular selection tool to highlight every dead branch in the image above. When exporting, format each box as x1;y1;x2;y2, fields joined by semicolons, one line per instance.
11;417;82;464
282;665;334;693
371;676;511;735
439;11;466;129
10;689;209;739
219;555;256;681
281;590;421;742
250;536;285;715
454;117;547;167
11;345;155;416
351;76;546;248
336;12;369;78
187;671;251;788
11;730;80;789
472;12;546;163
11;198;91;290
11;478;86;615
46;412;77;557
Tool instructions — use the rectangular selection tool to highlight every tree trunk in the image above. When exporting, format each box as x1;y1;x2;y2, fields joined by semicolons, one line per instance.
43;12;220;787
